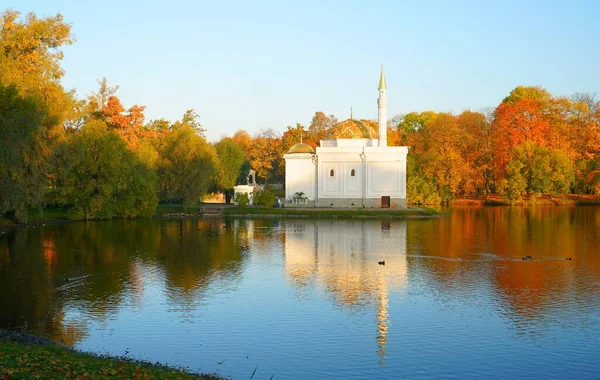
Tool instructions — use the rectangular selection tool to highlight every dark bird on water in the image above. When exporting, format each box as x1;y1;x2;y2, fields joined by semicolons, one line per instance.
378;261;385;265
522;255;532;260
65;277;69;283
566;257;572;261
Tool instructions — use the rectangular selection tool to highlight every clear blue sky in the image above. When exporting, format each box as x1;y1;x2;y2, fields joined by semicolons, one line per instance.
12;0;600;141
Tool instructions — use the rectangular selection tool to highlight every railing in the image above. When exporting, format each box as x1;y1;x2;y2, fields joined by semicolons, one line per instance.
288;198;310;205
199;207;224;216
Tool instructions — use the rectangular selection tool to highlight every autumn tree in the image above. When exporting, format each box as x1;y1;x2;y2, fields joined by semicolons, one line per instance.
248;128;283;183
87;77;119;113
0;10;75;130
410;113;474;200
100;95;146;149
281;123;307;152
491;98;551;181
308;111;336;146
82;78;148;149
231;129;253;161
457;110;493;194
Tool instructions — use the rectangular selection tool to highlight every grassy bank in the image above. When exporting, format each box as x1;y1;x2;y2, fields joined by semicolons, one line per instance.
224;206;441;219
0;204;206;229
0;333;219;379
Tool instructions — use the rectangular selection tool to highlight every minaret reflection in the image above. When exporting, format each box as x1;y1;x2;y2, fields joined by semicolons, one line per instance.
284;219;407;366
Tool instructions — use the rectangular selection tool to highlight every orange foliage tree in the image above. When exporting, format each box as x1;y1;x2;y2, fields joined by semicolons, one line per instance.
491;99;551;182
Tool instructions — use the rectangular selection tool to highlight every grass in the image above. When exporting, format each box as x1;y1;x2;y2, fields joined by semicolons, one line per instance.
0;339;219;380
224;206;441;219
1;204;206;228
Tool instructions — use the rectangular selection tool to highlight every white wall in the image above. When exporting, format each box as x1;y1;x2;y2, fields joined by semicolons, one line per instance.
367;160;406;198
285;157;315;200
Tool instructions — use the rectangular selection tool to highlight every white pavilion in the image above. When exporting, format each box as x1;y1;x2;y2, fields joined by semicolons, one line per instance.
284;67;409;208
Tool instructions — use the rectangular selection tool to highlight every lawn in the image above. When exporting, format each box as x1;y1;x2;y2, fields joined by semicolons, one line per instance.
0;338;219;380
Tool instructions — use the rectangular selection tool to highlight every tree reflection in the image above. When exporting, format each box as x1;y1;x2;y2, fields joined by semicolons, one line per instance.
406;206;600;332
0;218;248;345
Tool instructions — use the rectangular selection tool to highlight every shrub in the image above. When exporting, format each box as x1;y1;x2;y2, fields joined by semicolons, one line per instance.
235;192;250;207
254;188;276;207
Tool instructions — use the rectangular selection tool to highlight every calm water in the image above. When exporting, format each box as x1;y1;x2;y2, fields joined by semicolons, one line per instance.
1;207;600;379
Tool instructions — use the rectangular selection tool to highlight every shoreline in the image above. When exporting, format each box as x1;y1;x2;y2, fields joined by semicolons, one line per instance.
224;207;444;219
3;197;600;231
0;329;223;379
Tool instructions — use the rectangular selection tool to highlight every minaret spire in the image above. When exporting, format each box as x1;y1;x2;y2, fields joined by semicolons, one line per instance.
350;106;353;120
378;64;387;90
377;64;388;147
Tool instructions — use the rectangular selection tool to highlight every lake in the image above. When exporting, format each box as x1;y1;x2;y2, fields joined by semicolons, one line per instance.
1;207;600;379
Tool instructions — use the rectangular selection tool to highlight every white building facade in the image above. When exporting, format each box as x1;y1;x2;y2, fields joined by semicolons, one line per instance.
284;68;409;208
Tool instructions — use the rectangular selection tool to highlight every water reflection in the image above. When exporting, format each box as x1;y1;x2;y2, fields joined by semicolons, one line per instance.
0;219;248;344
283;220;407;365
0;207;599;379
406;206;600;333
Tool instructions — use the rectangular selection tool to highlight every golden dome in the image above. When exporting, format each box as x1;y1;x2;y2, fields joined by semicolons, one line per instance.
287;142;315;154
325;119;378;140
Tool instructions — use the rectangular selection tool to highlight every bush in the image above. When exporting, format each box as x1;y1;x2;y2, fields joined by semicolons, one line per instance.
254;188;276;207
235;192;250;207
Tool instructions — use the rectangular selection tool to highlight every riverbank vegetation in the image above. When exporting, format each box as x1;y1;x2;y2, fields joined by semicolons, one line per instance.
2;10;600;225
0;334;217;379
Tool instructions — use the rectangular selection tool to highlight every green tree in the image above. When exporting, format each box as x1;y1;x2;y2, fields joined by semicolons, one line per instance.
214;138;245;202
504;141;574;200
406;155;442;205
503;157;527;202
407;175;441;205
0;10;75;222
56;120;157;220
0;85;49;222
394;111;438;148
157;125;218;206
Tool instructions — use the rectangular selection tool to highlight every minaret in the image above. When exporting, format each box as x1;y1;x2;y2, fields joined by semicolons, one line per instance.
377;65;387;147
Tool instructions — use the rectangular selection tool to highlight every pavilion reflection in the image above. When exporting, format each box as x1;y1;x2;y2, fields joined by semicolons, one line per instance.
283;219;408;365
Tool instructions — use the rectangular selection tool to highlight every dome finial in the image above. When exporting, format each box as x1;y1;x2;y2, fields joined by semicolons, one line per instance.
378;64;387;90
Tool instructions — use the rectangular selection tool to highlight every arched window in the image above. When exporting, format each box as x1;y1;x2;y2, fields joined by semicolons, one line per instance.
329;169;335;177
350;169;356;177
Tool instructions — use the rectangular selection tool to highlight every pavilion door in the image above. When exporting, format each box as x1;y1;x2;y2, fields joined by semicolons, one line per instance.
381;196;390;208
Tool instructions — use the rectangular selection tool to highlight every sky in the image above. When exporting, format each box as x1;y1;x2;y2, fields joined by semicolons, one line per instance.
11;0;600;141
